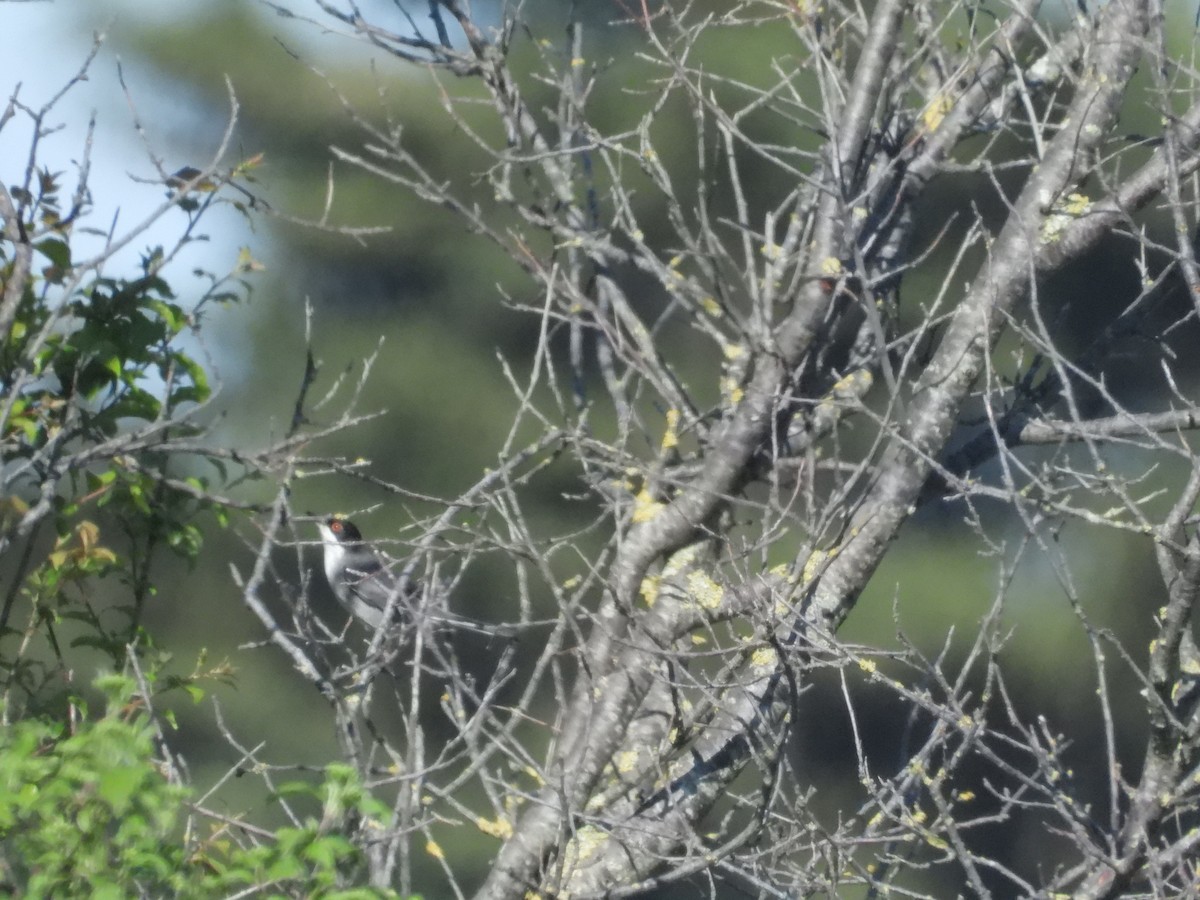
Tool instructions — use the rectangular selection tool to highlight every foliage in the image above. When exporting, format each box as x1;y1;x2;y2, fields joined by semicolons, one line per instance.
0;673;398;898
0;675;188;897
0;39;395;898
0;153;242;687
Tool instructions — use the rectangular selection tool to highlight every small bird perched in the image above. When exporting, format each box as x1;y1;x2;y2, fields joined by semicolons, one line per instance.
316;516;411;629
316;515;516;639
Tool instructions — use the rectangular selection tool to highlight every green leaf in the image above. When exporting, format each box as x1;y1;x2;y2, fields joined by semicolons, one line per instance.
183;683;205;704
97;767;143;814
35;238;72;269
148;299;186;333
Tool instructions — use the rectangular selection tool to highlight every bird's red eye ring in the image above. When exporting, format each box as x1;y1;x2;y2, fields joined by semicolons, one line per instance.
331;520;343;533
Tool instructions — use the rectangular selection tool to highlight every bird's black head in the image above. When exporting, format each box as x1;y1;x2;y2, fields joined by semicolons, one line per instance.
325;516;364;544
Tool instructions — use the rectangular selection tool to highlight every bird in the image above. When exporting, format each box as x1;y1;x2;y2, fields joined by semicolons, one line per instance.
316;515;515;639
316;516;412;629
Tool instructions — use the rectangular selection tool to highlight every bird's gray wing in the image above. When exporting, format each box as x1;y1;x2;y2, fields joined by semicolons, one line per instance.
343;557;407;623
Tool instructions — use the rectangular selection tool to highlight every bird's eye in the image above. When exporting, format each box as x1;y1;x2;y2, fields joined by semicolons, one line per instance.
331;521;342;533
